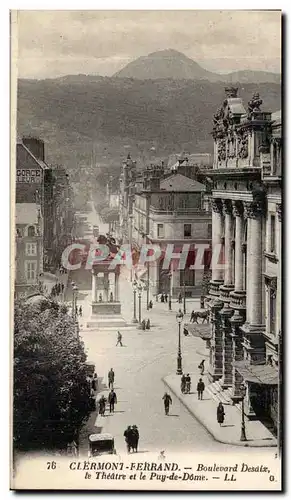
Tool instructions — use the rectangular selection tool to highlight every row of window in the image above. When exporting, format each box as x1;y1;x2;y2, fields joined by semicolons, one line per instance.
157;223;212;239
17;225;38;238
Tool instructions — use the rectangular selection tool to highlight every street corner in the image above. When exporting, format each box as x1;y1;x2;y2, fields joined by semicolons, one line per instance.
162;373;277;448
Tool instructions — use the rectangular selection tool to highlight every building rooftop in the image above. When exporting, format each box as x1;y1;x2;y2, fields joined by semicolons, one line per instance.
160;173;206;192
16;203;39;225
167;152;212;169
17;141;50;171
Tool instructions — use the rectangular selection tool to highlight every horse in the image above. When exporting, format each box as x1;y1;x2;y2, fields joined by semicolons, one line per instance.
190;310;210;324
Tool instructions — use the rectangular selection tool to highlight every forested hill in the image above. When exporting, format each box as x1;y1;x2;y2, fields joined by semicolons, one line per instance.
17;76;281;183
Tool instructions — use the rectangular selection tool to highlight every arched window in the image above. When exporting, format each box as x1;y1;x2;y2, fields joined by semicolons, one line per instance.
27;225;36;237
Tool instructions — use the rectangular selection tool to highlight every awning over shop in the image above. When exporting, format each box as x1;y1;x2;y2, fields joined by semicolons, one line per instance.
233;361;278;385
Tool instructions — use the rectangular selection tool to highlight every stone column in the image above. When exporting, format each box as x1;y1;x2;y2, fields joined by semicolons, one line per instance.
233;201;244;291
92;270;98;303
103;272;109;302
211;198;224;282
114;273;119;301
222;200;233;285
230;317;245;401
208;298;224;381
220;306;234;388
276;204;282;335
244;201;264;326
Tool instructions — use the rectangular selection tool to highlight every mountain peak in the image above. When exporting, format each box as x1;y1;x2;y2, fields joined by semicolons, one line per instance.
147;48;186;58
114;49;216;80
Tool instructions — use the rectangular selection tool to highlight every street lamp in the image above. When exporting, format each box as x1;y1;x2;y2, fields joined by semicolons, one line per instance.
240;382;247;442
168;272;172;311
137;283;143;323
132;279;138;323
176;309;184;375
72;284;78;320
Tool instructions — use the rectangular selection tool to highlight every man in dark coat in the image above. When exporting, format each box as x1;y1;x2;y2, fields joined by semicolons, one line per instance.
197;378;205;400
124;426;133;452
217;402;225;426
131;425;139;452
108;368;115;389
162;392;172;415
108;389;117;413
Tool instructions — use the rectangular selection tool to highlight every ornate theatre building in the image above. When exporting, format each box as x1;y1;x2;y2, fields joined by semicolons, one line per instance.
206;87;281;433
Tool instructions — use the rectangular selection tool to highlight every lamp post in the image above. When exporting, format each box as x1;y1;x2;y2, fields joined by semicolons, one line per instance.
132;279;138;323
137;283;143;323
183;270;186;315
176;309;184;375
168;272;172;311
240;383;247;442
72;284;78;320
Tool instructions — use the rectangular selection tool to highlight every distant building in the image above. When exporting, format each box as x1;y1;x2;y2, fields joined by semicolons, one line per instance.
167;152;213;180
118;153;137;242
16;137;74;274
132;165;212;298
206;87;281;434
15;203;43;297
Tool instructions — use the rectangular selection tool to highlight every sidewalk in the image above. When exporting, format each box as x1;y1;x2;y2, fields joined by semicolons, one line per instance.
163;372;277;447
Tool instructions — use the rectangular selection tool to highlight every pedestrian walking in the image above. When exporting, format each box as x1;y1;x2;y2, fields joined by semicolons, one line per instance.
108;368;115;389
161;294;165;303
197;378;205;400
92;373;98;391
98;395;106;417
178;292;182;304
61;283;64;293
131;425;139;452
185;373;191;394
198;359;205;375
116;331;123;347
79;305;82;316
124;426;133;453
190;310;195;323
165;294;168;303
75;306;78;317
108;389;117;413
217;402;225;426
181;374;186;394
146;318;151;330
148;300;153;309
162;392;172;415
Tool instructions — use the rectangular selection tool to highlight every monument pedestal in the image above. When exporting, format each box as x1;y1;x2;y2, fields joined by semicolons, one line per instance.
87;301;128;329
91;301;121;315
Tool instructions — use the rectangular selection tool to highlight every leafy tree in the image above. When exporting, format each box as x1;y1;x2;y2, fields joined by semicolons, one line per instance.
100;206;119;223
13;297;91;452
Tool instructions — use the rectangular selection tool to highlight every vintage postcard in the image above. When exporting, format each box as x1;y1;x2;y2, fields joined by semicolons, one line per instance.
11;9;282;491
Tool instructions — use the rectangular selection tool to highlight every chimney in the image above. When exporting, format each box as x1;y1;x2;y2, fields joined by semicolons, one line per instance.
22;137;45;161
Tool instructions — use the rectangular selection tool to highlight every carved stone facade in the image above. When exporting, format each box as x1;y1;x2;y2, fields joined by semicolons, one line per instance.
206;88;282;433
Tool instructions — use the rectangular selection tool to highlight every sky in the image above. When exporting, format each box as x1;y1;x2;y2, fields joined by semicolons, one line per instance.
15;10;281;79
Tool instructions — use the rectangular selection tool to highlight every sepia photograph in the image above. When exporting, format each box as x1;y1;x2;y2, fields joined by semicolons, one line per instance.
10;8;282;491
